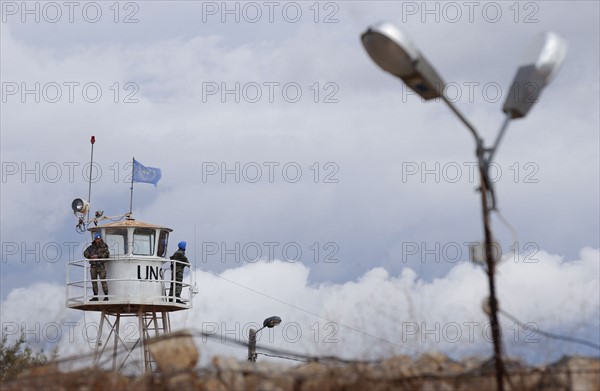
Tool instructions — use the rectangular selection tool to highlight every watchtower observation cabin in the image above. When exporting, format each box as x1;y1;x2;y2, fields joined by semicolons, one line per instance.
67;218;192;312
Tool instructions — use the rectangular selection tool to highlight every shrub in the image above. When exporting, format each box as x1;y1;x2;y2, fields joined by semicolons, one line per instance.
0;333;48;382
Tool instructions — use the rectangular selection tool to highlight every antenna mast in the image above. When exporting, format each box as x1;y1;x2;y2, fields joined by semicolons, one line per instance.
87;136;95;222
129;157;135;216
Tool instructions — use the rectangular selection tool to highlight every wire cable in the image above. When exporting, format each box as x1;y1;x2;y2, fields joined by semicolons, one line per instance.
257;352;310;363
499;308;600;351
208;271;414;352
494;211;599;353
493;209;519;248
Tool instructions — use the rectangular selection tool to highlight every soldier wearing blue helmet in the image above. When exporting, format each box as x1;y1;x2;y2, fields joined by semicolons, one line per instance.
84;231;110;301
169;240;189;303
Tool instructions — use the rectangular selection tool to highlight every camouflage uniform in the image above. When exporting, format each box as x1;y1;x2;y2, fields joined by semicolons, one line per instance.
169;248;189;301
84;240;110;297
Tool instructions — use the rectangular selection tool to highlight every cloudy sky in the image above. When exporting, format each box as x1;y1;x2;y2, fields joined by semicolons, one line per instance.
1;1;598;366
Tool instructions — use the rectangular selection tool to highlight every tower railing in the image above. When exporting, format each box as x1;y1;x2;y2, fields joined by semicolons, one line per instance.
66;257;192;309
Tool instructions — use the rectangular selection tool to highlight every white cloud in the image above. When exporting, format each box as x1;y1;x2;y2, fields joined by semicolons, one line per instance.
1;248;597;366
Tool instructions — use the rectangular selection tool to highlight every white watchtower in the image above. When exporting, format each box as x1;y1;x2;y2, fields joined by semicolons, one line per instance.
66;217;193;373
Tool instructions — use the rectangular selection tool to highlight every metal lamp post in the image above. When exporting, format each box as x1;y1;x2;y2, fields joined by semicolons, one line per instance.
247;316;282;362
361;21;567;391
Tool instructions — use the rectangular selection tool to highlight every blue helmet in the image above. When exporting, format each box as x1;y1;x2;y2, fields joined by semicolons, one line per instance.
178;241;187;250
93;232;102;240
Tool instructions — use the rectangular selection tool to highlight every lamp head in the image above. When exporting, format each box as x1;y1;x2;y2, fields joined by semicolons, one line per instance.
503;31;568;119
361;21;445;100
361;21;420;78
263;316;282;328
520;31;567;87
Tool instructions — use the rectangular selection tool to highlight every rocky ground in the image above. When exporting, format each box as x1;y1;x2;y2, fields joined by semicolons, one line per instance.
3;332;599;390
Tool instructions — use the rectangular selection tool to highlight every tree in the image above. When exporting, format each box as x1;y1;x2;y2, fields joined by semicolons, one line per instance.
0;333;48;382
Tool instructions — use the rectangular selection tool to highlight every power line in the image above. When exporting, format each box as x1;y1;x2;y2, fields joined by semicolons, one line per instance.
492;209;519;250
499;308;600;351
207;271;414;352
257;352;309;363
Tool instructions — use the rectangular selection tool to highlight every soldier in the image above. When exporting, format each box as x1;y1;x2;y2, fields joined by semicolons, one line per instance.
84;232;110;301
169;241;189;303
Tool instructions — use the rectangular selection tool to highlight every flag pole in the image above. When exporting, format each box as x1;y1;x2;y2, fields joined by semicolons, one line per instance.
87;136;95;223
129;157;135;216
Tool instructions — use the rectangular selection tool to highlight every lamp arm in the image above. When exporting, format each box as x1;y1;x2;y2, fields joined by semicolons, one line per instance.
476;114;512;211
440;93;482;146
487;113;512;164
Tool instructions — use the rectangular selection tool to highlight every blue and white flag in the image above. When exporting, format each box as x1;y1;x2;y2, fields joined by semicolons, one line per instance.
133;159;161;186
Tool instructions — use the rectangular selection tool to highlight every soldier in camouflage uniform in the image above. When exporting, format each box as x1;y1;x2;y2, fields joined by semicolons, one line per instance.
169;241;189;303
84;232;110;301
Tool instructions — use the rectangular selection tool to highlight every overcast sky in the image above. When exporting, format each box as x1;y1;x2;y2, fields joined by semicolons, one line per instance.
1;1;598;365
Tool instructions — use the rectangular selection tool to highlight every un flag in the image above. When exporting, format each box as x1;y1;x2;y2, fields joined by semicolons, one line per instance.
132;159;161;186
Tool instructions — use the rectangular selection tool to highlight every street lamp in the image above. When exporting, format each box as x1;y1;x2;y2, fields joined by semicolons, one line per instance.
247;316;282;362
361;21;567;391
502;31;568;119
